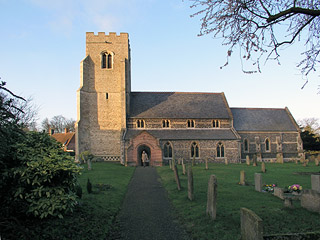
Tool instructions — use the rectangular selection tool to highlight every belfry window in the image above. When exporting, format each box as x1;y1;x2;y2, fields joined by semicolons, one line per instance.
217;142;224;158
101;52;113;69
163;142;173;158
265;138;270;152
191;142;199;158
187;119;195;128
136;119;145;128
162;120;170;128
213;120;220;128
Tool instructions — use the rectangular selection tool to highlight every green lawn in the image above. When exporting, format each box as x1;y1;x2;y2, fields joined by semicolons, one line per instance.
157;162;320;240
6;162;135;240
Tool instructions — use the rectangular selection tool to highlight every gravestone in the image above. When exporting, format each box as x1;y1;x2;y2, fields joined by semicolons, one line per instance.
182;160;186;175
225;158;228;165
284;197;293;208
246;155;250;166
315;155;319;166
311;175;320;193
240;170;246;186
192;154;195;167
301;190;320;214
295;159;298;164
206;175;217;220
87;159;92;171
205;158;209;170
276;153;284;164
188;167;194;201
261;162;266;173
253;155;257;167
173;165;181;191
273;187;284;200
240;208;263;240
255;173;262;192
169;159;172;169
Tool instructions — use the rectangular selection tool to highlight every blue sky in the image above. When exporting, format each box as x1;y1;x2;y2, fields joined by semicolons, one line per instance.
0;0;319;126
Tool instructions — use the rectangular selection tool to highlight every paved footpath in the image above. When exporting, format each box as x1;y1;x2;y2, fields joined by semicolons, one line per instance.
117;166;191;240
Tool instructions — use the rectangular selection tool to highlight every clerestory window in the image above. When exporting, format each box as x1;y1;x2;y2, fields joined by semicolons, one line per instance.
162;119;170;128
187;119;195;128
213;120;220;128
136;119;145;128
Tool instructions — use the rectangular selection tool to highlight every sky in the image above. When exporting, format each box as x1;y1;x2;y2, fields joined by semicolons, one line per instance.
0;0;319;128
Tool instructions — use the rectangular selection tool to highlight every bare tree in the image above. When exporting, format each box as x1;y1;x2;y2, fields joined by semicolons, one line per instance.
41;115;75;133
298;117;320;135
189;0;320;83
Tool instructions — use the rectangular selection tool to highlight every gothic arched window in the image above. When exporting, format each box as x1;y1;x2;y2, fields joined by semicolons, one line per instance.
244;139;249;152
265;138;270;152
191;142;199;158
217;142;224;158
163;142;173;158
107;54;112;69
213;120;220;128
101;52;113;69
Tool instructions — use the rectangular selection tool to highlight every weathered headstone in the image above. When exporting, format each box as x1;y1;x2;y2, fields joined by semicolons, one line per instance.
255;173;262;192
182;160;186;175
169;159;172;169
301;190;320;214
276;153;284;164
173;165;181;191
253;155;257;167
284;197;293;208
295;159;298;164
188;167;194;201
192;154;195;167
261;162;266;173
205;158;209;170
315;155;319;166
273;187;284;200
311;175;320;193
171;158;175;171
240;170;246;186
206;175;217;220
240;208;263;240
224;158;228;165
87;159;92;171
246;155;250;166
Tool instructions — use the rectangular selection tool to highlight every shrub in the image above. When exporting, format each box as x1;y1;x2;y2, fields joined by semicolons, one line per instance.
9;132;82;219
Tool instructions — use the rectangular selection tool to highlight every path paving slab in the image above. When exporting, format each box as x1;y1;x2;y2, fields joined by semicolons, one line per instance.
117;167;190;240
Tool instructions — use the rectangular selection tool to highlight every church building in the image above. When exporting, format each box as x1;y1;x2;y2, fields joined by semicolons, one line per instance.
75;32;303;166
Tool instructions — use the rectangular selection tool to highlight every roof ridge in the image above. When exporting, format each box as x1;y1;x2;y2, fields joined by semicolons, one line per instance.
231;107;285;110
131;91;223;95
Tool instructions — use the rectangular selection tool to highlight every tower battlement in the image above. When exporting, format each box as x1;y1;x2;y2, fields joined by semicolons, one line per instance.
86;32;129;43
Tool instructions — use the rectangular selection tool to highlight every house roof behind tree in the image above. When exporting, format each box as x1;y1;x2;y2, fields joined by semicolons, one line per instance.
129;92;232;119
231;108;299;131
51;132;75;151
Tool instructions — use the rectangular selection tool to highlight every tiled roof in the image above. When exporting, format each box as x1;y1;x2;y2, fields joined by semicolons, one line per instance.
124;129;239;140
129;92;232;119
231;108;299;131
51;132;75;146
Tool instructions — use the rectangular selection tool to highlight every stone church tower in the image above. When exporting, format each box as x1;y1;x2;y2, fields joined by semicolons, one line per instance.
75;32;131;161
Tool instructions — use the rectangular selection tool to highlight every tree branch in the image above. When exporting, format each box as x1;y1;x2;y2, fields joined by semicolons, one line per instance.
267;7;320;23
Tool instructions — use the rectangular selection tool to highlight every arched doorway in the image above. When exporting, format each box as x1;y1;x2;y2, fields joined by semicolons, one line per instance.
137;145;151;166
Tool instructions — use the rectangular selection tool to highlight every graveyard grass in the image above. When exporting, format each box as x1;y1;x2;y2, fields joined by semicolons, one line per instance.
157;162;320;240
11;162;134;240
